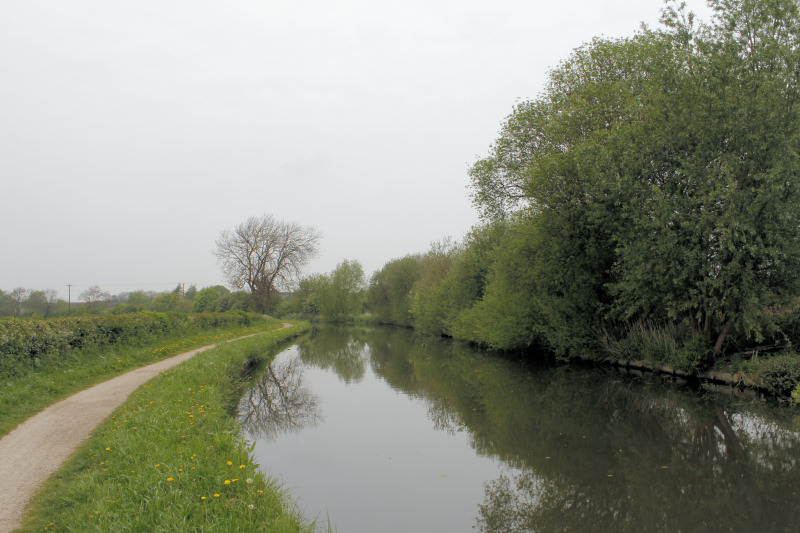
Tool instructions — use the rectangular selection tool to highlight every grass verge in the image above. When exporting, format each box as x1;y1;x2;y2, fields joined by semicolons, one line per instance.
19;322;314;532
0;318;283;438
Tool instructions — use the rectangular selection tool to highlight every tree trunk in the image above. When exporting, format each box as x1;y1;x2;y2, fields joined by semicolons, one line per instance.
713;319;735;357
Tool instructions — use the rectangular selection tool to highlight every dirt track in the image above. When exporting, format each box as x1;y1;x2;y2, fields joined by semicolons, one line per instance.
0;326;291;533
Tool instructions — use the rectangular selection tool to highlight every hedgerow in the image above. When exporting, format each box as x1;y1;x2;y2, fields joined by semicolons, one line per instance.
0;312;262;379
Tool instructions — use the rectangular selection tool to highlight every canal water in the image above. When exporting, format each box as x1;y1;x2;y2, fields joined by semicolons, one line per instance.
238;326;800;532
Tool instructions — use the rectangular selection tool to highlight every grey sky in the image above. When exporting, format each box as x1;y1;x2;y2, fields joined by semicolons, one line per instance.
0;0;714;298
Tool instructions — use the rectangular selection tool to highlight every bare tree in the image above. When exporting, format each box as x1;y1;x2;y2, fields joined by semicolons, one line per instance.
214;214;321;313
44;289;59;317
79;285;111;307
9;287;30;317
238;357;321;441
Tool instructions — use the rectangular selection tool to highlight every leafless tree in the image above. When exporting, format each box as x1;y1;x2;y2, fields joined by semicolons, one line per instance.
238;357;322;441
214;214;321;313
79;285;111;307
9;287;30;317
44;289;59;316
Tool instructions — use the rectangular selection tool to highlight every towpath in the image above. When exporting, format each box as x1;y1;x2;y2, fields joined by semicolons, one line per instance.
0;325;292;533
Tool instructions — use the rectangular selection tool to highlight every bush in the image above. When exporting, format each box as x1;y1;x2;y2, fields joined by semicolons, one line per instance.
0;312;260;379
742;351;800;397
670;335;712;374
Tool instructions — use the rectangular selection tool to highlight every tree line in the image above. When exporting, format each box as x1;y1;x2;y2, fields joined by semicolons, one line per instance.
362;0;800;375
0;283;269;318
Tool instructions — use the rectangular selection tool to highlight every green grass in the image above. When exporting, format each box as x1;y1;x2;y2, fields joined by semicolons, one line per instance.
0;318;283;438
19;322;316;532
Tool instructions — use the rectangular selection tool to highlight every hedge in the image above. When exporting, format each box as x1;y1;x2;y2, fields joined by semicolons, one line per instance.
0;312;262;379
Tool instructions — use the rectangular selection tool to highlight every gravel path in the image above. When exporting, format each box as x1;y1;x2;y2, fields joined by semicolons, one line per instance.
0;326;292;533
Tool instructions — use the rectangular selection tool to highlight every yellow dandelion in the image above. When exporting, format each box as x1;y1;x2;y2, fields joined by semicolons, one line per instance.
167;478;174;482
214;494;220;498
201;496;206;500
224;480;231;485
226;461;232;466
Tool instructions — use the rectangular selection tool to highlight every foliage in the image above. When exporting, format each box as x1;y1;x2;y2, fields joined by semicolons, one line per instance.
292;260;366;321
0;312;265;380
741;352;800;397
363;0;800;375
367;255;422;326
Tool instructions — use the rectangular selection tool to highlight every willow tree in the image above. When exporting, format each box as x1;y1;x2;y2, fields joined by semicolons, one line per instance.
214;214;321;314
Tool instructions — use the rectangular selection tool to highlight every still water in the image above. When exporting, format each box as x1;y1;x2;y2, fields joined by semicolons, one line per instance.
238;326;800;532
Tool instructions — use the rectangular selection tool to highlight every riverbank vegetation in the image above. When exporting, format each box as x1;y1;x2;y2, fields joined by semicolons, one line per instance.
18;323;316;533
0;312;281;437
363;0;800;399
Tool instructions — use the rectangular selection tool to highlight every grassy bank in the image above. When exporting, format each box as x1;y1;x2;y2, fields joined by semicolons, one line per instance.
19;322;315;532
0;316;283;438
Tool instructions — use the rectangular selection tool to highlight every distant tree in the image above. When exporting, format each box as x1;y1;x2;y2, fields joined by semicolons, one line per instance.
316;260;366;321
184;284;197;301
214;214;321;314
24;291;48;316
193;286;225;313
152;292;183;312
80;285;111;308
43;289;59;317
9;287;31;317
127;291;151;306
0;290;12;316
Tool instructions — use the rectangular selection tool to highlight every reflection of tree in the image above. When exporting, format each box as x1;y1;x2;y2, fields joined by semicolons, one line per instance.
289;325;800;530
296;327;368;383
238;358;322;441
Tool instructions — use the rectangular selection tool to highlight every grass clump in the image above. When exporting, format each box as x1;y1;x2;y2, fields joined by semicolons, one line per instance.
0;317;282;438
19;322;314;533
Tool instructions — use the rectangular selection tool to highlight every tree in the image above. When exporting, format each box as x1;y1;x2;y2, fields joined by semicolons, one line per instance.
79;285;111;308
43;289;59;317
214;214;321;314
24;291;48;316
318;259;366;321
609;0;800;356
9;287;30;317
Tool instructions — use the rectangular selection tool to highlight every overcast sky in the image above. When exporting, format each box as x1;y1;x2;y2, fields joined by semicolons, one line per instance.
0;0;715;298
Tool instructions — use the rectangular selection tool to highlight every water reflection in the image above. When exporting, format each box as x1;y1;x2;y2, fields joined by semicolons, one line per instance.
238;358;322;441
295;326;368;383
244;326;800;531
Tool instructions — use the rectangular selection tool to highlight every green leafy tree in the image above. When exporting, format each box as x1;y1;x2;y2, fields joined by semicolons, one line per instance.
193;287;224;313
367;255;422;326
610;0;800;356
318;260;365;321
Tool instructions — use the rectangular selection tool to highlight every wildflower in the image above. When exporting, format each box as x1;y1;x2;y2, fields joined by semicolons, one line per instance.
224;480;231;485
167;478;174;482
248;504;255;510
214;494;220;498
246;478;253;484
201;496;206;500
105;447;110;451
239;465;246;469
226;461;232;466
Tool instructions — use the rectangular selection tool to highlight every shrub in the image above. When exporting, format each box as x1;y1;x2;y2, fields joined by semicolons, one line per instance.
742;351;800;397
0;312;261;379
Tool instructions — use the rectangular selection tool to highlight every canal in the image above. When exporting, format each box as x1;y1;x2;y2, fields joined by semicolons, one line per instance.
238;326;800;532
